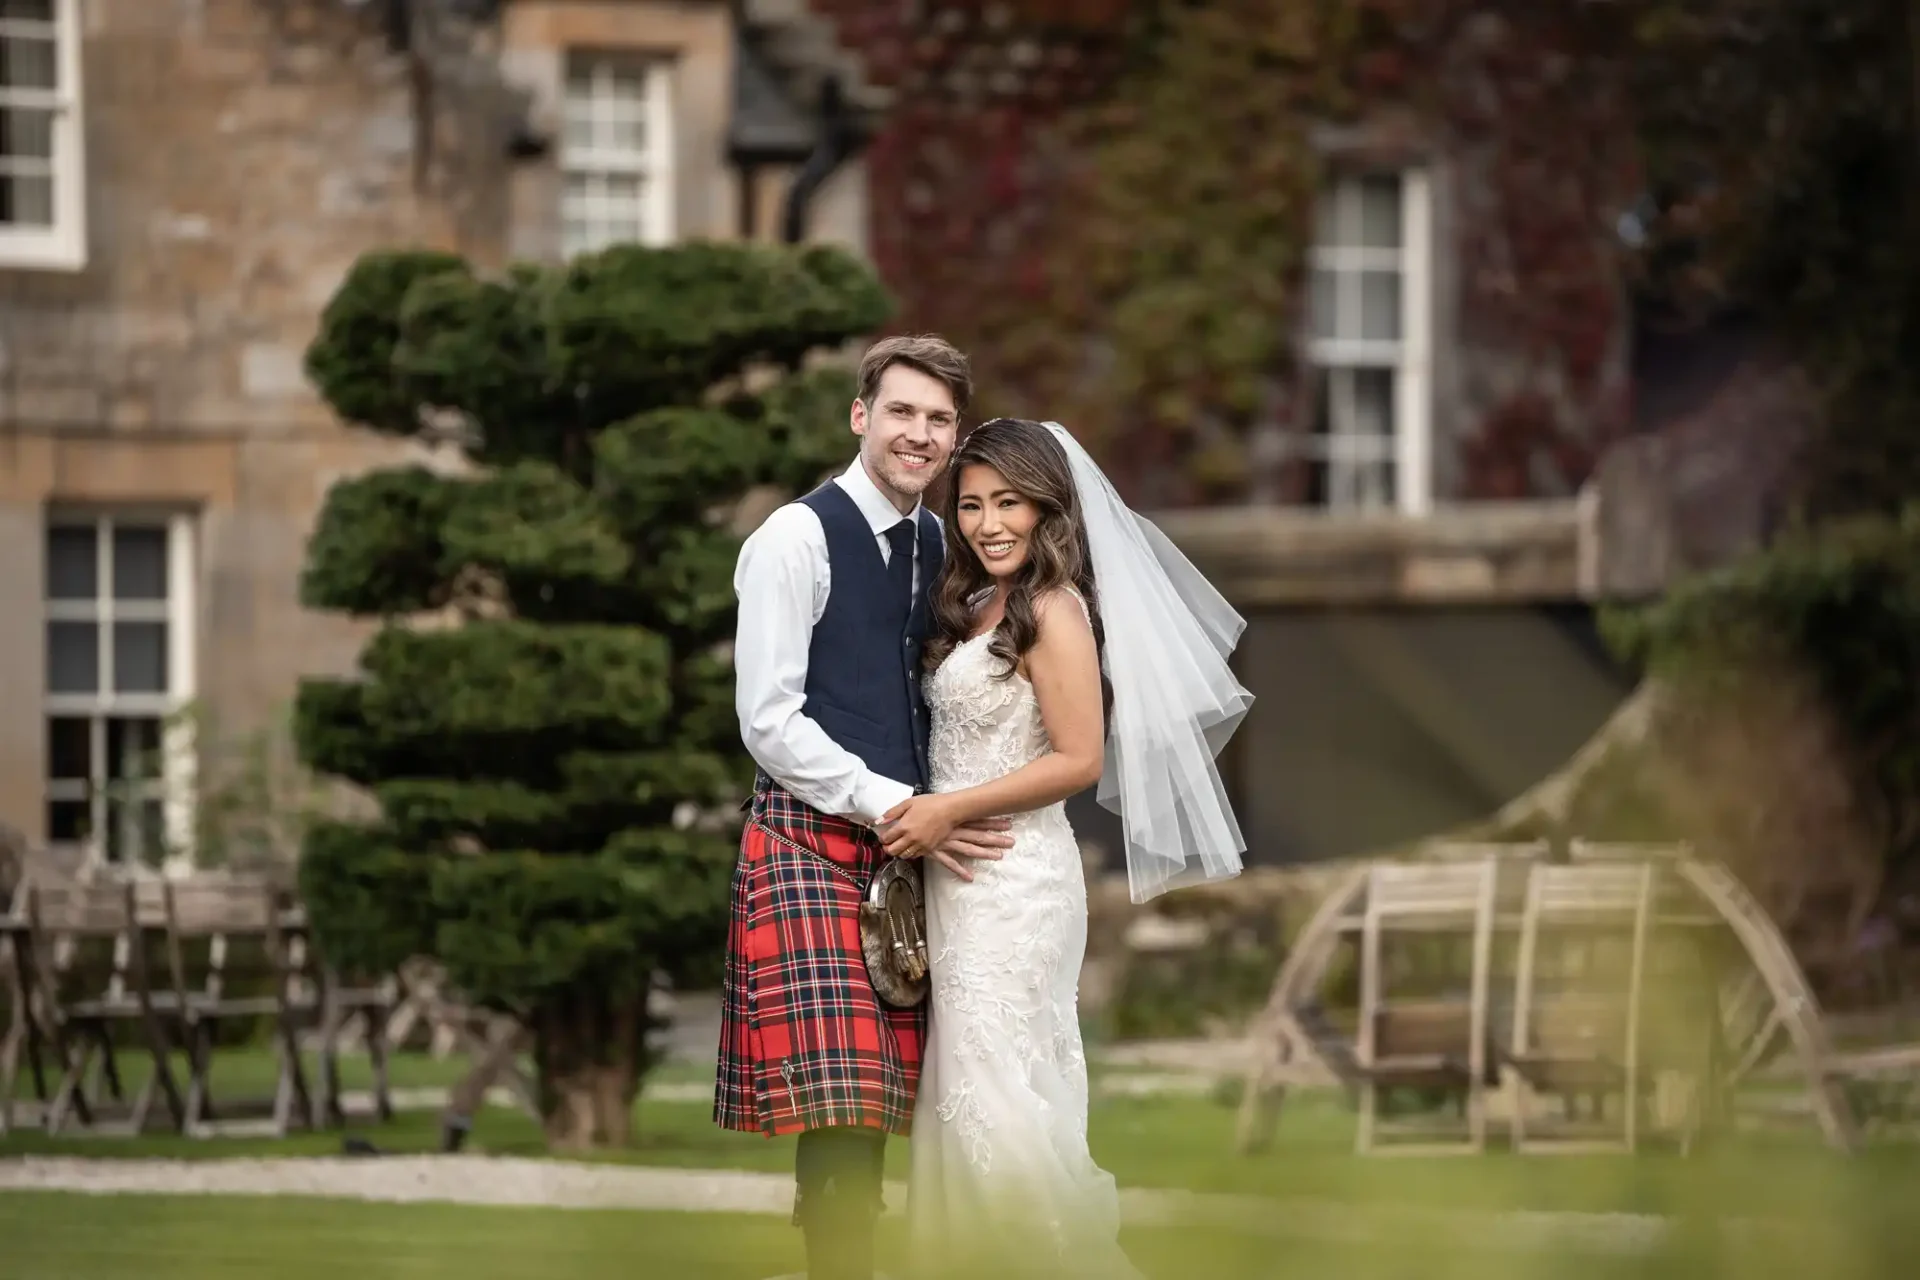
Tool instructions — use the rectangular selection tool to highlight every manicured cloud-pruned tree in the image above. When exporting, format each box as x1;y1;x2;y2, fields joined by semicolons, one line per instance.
294;242;889;1148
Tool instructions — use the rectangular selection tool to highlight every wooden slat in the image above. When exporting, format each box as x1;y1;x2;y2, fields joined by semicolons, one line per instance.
1529;864;1653;914
166;881;275;935
29;883;135;934
1367;864;1495;915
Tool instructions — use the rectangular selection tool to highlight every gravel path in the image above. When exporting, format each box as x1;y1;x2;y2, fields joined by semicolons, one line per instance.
0;1154;1727;1257
0;1156;798;1216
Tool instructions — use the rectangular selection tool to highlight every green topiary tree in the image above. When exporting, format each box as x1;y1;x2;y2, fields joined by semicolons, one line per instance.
293;242;889;1149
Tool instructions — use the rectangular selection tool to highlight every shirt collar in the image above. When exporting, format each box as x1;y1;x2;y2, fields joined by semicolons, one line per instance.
837;457;921;535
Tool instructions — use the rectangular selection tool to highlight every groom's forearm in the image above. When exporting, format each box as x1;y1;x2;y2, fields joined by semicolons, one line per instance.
742;701;914;824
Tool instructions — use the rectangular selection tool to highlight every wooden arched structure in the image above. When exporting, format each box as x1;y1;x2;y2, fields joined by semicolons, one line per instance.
1232;840;1883;1154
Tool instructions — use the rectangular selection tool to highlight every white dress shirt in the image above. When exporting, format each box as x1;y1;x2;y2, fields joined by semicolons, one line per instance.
733;458;928;825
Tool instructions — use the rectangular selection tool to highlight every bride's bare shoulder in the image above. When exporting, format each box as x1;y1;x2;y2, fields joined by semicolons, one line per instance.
1033;586;1094;639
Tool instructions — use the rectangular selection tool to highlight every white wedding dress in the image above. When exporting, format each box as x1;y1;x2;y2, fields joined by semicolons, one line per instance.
906;625;1141;1279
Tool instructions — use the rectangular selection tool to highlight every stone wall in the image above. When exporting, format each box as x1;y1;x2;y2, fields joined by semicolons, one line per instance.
0;0;480;842
0;0;850;849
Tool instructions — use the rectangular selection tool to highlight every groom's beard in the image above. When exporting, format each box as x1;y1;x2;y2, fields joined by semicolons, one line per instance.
864;440;949;506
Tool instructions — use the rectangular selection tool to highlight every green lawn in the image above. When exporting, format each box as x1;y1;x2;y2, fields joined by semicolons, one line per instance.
0;1194;800;1280
0;1049;1905;1215
8;1047;1920;1276
0;1188;1907;1280
3;1041;480;1109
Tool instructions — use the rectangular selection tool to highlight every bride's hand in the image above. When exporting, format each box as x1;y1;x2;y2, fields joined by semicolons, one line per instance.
877;794;962;862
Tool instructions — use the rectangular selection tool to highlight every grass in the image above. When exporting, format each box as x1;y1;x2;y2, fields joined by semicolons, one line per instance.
0;1194;800;1280
8;1047;1920;1277
0;1187;1910;1280
4;1039;478;1108
7;1048;1916;1221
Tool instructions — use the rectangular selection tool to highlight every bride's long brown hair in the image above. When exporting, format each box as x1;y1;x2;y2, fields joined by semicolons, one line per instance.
924;418;1105;689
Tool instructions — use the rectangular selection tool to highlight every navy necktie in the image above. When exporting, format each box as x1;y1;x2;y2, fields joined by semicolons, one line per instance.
886;518;916;615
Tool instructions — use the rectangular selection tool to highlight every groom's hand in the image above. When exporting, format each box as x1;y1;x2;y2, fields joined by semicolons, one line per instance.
928;819;1012;883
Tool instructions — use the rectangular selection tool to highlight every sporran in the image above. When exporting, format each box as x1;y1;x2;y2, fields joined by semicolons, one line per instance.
860;857;930;1008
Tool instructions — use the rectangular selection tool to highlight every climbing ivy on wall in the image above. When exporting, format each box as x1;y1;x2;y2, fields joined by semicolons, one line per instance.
1039;0;1365;502
809;0;1641;504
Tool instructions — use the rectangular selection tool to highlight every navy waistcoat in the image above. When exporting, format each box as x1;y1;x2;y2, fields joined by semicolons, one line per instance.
797;481;943;792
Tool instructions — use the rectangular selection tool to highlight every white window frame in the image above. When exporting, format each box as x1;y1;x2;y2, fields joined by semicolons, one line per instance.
559;51;674;257
1303;169;1432;514
43;510;197;873
0;0;87;271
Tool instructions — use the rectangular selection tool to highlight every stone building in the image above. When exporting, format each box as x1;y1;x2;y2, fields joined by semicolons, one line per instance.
0;0;862;870
0;0;1762;875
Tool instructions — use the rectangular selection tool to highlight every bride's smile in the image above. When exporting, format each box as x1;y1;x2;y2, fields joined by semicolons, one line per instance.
955;462;1040;577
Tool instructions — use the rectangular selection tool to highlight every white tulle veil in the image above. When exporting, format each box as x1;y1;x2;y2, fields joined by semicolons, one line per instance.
1041;422;1252;903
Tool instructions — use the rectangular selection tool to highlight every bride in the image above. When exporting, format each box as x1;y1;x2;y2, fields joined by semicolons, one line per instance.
874;419;1252;1278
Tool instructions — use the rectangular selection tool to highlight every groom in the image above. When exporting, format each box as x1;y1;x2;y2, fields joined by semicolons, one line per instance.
716;334;1012;1280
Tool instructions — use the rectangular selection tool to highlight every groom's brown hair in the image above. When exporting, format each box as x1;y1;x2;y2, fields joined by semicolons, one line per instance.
856;334;974;419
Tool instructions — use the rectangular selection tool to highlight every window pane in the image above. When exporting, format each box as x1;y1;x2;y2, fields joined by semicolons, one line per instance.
562;105;594;152
46;620;97;693
1310;367;1400;512
46;525;97;600
1357;175;1402;248
0;170;51;226
141;798;167;867
605;174;643;208
1308;268;1337;341
112;525;169;600
107;715;163;780
1313;187;1341;248
112;621;168;693
46;715;91;780
1348;461;1396;510
0;34;56;91
0;104;53;159
606;63;650;99
1353;367;1395;439
47;799;88;843
1358;270;1401;342
1305;368;1332;507
610;109;647;153
0;2;57;22
105;796;128;864
106;796;167;868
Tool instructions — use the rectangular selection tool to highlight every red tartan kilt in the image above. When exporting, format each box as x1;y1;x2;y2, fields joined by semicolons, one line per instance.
712;786;926;1136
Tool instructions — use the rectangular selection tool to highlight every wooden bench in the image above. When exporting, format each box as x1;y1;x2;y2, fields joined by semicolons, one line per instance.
1369;1000;1479;1091
1508;862;1653;1152
154;878;321;1135
1356;861;1497;1154
12;881;184;1135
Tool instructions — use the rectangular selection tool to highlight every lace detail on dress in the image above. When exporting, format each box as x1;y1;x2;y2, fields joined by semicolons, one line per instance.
906;607;1139;1278
935;1078;992;1172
